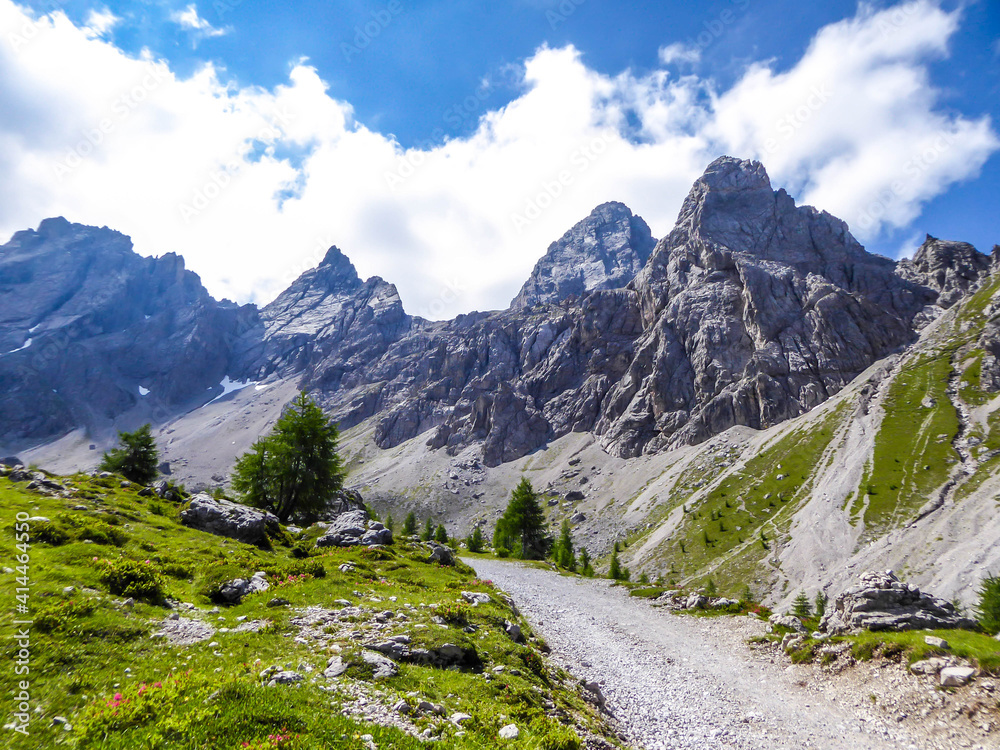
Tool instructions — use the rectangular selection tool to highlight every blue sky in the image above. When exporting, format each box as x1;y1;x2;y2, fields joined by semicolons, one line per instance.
1;0;998;317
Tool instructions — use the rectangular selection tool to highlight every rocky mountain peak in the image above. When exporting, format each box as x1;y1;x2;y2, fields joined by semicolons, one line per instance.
895;235;991;309
511;201;656;309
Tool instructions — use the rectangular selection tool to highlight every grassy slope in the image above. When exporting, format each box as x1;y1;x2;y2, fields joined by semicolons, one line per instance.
0;474;613;750
657;405;846;594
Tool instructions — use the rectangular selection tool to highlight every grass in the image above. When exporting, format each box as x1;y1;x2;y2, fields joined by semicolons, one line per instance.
661;404;846;593
0;472;616;749
846;629;1000;672
852;352;959;538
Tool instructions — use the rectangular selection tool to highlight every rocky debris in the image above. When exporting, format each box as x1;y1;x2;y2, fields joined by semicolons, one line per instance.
511;202;656;309
217;571;269;604
820;570;977;634
152;480;184;502
450;712;472;726
151;616;215;645
504;620;524;643
179;494;280;546
896;235;991;309
768;614;807;634
655;591;740;613
581;681;607;711
315;508;393;548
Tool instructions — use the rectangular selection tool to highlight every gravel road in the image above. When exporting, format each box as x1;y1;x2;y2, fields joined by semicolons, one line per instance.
468;558;927;750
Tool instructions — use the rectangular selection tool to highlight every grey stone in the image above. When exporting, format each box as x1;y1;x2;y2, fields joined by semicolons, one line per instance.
820;570;977;635
499;724;520;739
180;494;279;546
924;635;950;650
768;614;807;633
940;666;976;687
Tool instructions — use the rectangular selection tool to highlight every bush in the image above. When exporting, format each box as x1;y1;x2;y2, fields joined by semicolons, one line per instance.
976;574;1000;634
34;520;70;546
533;718;581;750
79;522;129;547
35;599;96;633
96;557;166;602
431;602;471;625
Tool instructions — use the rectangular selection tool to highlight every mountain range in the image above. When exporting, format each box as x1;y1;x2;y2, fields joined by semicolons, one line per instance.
4;155;1000;608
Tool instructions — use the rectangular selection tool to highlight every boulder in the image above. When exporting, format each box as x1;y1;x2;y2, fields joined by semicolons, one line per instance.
499;724;520;740
179;494;279;545
461;591;492;606
768;613;807;633
315;509;394;548
820;571;977;635
940;666;976;687
218;571;269;603
427;543;454;566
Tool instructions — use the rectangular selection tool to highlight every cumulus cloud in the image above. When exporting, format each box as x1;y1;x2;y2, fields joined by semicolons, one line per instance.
658;42;701;66
0;0;995;319
83;7;118;39
170;4;228;39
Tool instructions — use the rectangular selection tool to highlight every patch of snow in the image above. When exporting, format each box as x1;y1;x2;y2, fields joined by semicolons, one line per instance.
29;324;41;333
204;377;254;407
144;315;151;320
3;338;32;355
255;383;271;391
139;386;150;396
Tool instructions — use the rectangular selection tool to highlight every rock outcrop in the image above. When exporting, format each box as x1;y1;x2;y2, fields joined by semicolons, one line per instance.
896;235;992;309
179;494;280;545
820;571;977;634
314;509;393;548
511;202;656;308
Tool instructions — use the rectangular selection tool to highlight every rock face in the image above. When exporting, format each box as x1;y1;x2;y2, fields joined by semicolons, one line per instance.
1;158;992;473
179;494;280;545
820;571;977;634
314;509;393;548
511;202;655;308
896;235;992;309
0;217;257;447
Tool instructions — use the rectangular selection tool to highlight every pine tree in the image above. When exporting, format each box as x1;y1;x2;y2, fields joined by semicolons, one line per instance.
434;524;448;543
422;517;434;542
494;478;550;560
466;525;485;553
814;590;828;618
579;547;594;577
976;574;1000;635
791;591;813;619
403;512;418;536
384;514;395;533
608;546;624;580
231;392;344;523
99;424;159;485
552;519;577;571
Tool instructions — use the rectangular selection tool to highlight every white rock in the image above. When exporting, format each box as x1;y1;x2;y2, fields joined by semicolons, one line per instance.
499;724;520;739
940;666;976;687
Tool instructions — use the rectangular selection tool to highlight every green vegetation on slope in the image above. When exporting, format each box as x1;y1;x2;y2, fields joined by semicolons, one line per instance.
0;473;613;749
851;352;960;537
662;405;846;593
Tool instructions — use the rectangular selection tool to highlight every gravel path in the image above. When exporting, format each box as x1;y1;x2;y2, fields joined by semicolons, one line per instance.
468;558;926;750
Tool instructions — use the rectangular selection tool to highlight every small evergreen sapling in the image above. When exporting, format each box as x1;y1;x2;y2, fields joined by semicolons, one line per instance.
422;517;434;542
466;525;485;553
434;524;448;543
791;591;813;619
403;512;417;536
814;590;828;618
976;573;1000;634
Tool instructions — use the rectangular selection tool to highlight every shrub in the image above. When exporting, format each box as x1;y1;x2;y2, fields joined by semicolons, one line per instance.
35;599;96;633
290;539;313;559
34;520;70;546
287;558;326;579
533;718;581;750
976;573;1000;635
431;602;471;625
704;579;717;597
495;546;511;559
520;648;546;677
96;557;165;602
79;522;129;547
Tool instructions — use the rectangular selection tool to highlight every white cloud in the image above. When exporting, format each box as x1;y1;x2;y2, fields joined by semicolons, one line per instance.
658;42;701;66
83;7;118;39
170;4;228;38
0;0;995;321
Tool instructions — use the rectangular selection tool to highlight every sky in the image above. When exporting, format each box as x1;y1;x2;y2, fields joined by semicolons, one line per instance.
0;0;998;319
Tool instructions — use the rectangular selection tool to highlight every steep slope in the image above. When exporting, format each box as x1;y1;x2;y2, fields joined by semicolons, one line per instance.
0;217;256;449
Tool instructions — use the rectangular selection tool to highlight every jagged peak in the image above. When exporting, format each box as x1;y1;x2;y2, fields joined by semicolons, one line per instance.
698;156;772;193
511;201;656;308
